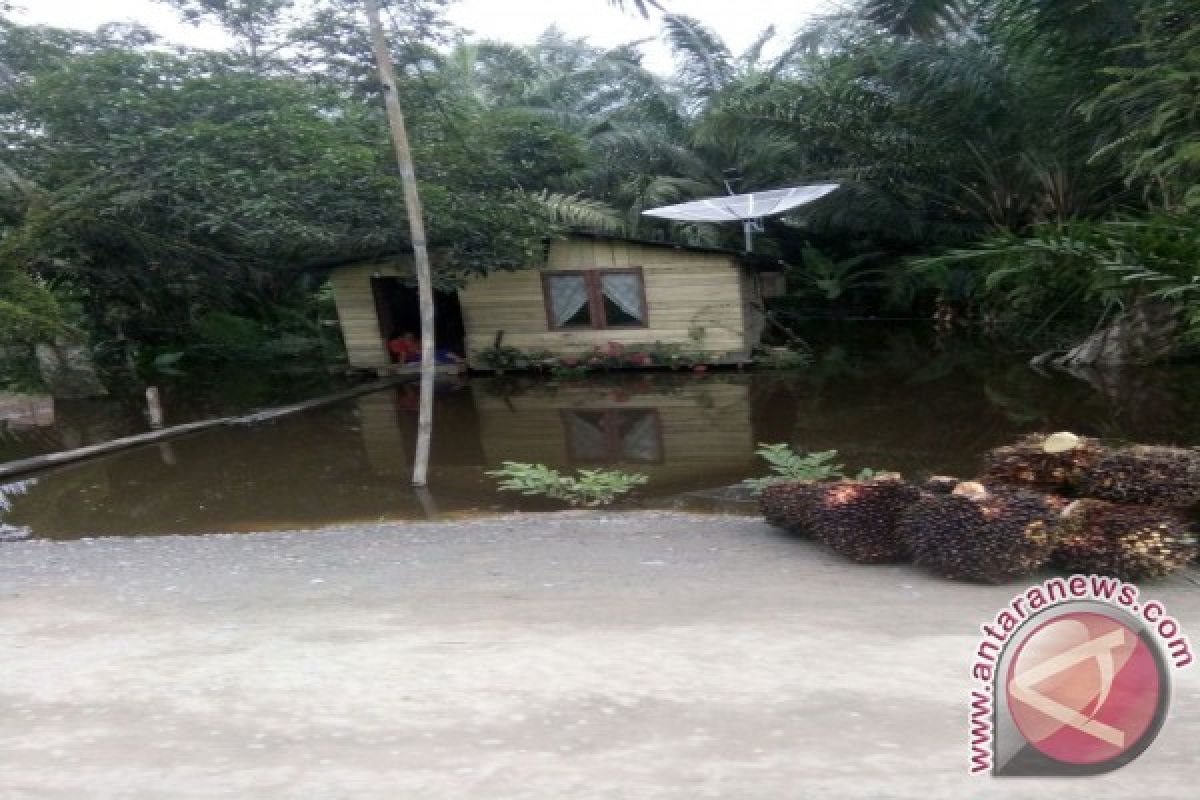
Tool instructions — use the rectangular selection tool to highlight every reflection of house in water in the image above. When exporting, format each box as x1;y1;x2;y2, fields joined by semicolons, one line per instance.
354;383;486;480
470;377;758;492
0;394;55;431
354;376;759;492
0;393;59;465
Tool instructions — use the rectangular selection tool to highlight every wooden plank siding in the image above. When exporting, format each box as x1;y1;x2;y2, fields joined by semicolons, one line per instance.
329;261;408;369
458;239;754;369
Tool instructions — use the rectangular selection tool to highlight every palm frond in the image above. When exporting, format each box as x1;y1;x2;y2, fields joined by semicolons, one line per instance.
860;0;968;38
607;0;664;18
532;190;626;234
662;14;734;98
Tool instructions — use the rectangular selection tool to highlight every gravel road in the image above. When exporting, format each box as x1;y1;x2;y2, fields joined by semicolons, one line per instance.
2;512;1197;799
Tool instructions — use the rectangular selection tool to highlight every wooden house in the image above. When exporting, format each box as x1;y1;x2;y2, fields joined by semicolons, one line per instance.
328;234;775;372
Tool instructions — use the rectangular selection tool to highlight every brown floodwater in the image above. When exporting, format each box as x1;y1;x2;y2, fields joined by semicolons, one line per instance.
4;338;1200;540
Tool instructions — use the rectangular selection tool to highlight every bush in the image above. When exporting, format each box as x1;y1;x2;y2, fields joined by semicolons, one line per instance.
189;311;324;362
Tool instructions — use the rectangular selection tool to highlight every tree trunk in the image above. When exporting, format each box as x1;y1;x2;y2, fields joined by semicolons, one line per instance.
1049;299;1184;369
363;0;436;487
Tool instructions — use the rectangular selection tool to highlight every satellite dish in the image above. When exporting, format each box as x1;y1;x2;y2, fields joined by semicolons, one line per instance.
642;183;840;252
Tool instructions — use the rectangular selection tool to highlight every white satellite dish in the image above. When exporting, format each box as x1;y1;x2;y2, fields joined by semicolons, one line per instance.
642;183;840;252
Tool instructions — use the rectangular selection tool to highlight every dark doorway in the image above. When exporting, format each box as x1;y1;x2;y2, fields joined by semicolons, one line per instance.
371;277;466;362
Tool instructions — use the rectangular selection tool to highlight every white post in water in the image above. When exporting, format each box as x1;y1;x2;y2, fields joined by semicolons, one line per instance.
363;0;436;487
145;386;165;429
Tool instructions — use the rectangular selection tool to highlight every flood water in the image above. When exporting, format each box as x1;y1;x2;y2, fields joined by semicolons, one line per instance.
0;364;359;465
5;336;1200;540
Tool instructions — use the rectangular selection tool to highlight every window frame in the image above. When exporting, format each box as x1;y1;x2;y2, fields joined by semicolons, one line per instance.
560;407;665;465
541;267;649;331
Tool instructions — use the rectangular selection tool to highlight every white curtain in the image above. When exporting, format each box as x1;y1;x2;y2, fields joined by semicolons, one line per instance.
550;275;589;326
565;412;607;461
620;412;660;462
601;273;645;322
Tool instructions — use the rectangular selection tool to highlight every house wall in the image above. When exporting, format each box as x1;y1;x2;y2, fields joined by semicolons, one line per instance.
329;239;763;370
457;239;754;369
329;261;408;369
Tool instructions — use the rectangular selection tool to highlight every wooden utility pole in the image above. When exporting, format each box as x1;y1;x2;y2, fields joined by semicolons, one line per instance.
363;0;436;486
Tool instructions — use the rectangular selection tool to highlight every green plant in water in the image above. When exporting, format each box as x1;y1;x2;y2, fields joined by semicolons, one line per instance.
742;444;845;494
487;462;649;507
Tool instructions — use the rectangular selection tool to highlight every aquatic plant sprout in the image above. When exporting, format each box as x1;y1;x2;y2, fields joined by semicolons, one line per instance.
487;462;648;508
742;444;846;494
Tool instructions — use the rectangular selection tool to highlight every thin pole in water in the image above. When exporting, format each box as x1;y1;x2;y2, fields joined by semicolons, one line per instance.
363;0;436;487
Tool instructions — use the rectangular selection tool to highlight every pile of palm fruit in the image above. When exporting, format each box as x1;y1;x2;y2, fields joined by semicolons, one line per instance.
982;432;1106;490
899;482;1062;584
758;432;1199;584
760;475;919;563
1056;499;1195;581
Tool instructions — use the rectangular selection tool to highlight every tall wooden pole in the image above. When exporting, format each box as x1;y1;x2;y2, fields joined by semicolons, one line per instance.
363;0;435;486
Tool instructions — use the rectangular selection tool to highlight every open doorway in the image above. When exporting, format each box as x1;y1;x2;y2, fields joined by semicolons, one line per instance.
371;277;466;364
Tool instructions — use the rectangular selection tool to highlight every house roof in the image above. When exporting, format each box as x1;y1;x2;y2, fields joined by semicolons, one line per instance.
564;231;786;269
311;231;787;274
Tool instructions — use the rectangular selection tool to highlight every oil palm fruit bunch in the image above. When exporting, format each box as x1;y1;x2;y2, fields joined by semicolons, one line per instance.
1056;499;1197;581
923;475;960;494
982;432;1107;491
1077;446;1200;507
807;477;921;564
758;481;826;536
898;482;1060;584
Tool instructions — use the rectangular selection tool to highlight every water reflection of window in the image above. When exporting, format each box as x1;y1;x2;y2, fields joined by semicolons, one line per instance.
562;409;663;464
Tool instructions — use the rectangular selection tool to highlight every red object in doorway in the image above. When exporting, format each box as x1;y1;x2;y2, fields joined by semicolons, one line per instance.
388;335;421;363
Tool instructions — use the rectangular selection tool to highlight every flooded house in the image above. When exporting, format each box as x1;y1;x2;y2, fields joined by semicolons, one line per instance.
328;233;778;372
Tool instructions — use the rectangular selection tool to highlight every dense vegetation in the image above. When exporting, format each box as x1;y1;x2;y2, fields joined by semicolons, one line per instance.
1;0;1198;382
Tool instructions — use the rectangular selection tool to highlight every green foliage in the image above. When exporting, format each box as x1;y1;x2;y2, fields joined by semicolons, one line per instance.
476;341;712;374
1085;0;1200;210
742;444;845;493
0;12;572;359
532;192;626;234
477;345;554;373
0;269;67;345
789;246;884;303
487;461;649;507
4;0;1200;362
912;213;1200;340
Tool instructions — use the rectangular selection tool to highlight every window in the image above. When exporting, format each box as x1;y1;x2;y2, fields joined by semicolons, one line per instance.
562;409;663;464
542;269;647;330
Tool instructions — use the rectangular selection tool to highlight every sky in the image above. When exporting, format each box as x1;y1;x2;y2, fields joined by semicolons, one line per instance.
9;0;836;72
